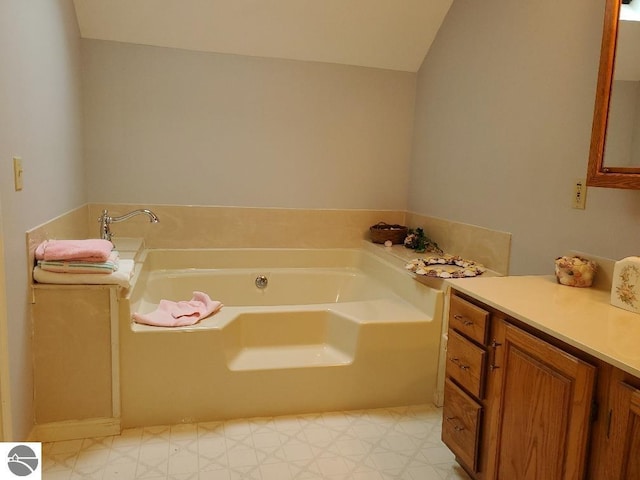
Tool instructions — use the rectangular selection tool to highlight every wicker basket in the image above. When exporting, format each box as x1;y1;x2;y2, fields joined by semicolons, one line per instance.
369;222;408;244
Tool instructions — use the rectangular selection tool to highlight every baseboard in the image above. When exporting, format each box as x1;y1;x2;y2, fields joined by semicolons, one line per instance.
433;389;444;407
29;417;120;442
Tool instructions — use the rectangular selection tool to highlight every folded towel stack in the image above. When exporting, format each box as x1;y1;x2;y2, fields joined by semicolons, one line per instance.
38;251;120;274
35;239;117;273
33;239;134;288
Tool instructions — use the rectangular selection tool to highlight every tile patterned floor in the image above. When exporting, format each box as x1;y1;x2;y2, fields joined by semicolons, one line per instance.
43;404;470;479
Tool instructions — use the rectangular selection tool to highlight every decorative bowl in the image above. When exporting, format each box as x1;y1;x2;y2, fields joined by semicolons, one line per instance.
554;256;597;288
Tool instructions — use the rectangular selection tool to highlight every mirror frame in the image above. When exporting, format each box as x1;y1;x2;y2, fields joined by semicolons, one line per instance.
587;0;640;189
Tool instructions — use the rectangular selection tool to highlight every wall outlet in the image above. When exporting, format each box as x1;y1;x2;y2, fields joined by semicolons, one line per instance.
572;179;587;210
13;157;23;191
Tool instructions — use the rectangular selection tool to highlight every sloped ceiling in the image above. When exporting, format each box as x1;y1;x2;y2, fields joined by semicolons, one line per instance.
72;0;453;72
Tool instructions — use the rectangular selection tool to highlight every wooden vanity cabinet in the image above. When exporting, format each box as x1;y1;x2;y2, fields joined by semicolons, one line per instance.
599;370;640;479
444;289;598;480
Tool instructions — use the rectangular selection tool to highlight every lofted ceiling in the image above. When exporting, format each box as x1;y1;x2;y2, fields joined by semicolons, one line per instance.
72;0;453;72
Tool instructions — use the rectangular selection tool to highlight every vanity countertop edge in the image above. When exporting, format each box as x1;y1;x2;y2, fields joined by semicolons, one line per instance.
447;275;640;378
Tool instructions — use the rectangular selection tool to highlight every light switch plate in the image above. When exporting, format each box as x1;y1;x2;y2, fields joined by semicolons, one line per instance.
572;179;586;209
13;157;23;191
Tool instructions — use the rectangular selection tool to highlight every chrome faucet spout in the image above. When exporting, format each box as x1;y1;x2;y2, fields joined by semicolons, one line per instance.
110;209;160;224
98;209;159;241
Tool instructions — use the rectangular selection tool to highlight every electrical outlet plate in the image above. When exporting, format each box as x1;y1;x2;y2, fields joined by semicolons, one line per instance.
13;157;23;191
572;179;587;209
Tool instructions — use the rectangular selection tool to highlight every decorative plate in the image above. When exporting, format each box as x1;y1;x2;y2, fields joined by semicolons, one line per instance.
405;255;486;278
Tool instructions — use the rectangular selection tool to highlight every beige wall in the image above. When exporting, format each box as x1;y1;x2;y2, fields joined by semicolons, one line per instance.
409;0;640;275
0;0;86;440
81;40;416;210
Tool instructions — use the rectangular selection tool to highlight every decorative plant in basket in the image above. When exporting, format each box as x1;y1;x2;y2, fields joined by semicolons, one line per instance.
404;228;443;255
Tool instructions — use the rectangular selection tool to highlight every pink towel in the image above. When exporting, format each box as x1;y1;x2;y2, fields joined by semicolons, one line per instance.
132;291;223;327
38;251;120;274
35;239;114;262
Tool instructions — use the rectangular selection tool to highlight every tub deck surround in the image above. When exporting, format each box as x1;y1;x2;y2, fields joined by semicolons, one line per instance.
87;204;407;250
83;205;512;275
121;247;444;427
405;211;512;276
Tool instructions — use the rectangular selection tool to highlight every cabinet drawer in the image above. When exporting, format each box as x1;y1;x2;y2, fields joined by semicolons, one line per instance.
449;294;489;344
442;377;482;473
446;328;486;398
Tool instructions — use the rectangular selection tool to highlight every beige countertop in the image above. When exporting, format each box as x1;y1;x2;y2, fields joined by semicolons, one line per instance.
448;275;640;378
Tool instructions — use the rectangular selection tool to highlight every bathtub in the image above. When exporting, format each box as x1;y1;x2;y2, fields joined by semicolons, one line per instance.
121;248;443;427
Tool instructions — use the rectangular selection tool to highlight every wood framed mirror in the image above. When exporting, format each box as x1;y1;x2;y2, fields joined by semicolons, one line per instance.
587;0;640;189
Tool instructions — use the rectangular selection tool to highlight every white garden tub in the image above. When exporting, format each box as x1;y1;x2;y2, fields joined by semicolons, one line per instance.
121;248;443;427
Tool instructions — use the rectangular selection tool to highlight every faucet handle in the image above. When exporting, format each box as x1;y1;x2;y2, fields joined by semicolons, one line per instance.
98;210;112;241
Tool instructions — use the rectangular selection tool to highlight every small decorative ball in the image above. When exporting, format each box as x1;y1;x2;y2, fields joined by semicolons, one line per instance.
384;240;392;247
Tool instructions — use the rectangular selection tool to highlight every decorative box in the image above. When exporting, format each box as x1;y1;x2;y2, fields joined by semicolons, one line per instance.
611;256;640;314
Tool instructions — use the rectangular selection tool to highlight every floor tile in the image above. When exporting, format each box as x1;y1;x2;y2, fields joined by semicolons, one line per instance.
42;404;469;479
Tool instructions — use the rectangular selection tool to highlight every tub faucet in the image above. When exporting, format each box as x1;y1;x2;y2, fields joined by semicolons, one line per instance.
98;209;159;241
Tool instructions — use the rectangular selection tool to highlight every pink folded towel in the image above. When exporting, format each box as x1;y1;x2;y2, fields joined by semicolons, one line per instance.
35;239;114;262
132;291;223;327
38;251;119;274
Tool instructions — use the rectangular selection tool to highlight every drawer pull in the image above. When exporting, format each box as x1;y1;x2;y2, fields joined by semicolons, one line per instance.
450;357;470;370
453;314;474;326
445;415;466;432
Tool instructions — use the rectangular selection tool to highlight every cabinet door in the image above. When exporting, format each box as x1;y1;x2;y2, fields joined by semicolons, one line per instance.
607;381;640;479
488;321;596;480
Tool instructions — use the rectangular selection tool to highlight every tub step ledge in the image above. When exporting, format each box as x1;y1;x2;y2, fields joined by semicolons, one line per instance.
227;344;353;371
